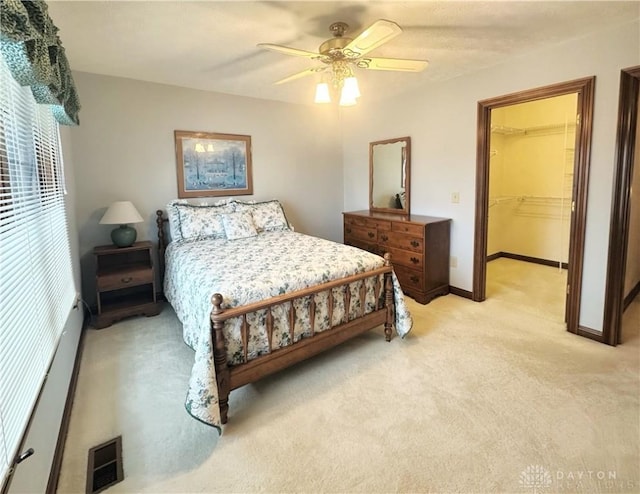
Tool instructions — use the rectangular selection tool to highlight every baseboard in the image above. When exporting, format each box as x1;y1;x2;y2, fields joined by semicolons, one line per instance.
449;286;473;299
45;313;89;494
487;251;568;269
623;280;640;311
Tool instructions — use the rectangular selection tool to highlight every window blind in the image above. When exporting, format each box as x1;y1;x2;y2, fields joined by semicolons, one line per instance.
0;53;76;486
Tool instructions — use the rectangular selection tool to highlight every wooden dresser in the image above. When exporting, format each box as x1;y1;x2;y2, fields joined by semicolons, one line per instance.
343;210;451;304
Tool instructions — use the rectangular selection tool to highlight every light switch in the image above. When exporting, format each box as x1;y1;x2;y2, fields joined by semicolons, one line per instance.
451;192;460;203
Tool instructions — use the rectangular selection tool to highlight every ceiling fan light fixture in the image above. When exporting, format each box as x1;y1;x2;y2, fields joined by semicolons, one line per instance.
339;87;357;107
342;76;360;99
258;19;427;107
314;82;331;104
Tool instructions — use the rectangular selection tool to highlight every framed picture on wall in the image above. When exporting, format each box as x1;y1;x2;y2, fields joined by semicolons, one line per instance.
174;130;253;198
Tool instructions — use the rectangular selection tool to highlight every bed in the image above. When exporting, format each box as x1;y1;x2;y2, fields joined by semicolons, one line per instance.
156;199;412;430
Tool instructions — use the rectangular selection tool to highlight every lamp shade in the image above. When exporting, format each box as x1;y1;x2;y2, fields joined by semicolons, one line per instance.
314;82;331;104
99;201;143;225
339;87;357;107
342;76;361;99
100;201;143;247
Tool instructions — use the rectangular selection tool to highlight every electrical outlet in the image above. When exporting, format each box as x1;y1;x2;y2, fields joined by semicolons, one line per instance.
451;192;460;204
450;256;458;268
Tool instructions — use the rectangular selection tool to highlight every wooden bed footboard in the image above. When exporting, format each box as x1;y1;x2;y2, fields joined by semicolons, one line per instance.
156;209;395;425
210;260;395;424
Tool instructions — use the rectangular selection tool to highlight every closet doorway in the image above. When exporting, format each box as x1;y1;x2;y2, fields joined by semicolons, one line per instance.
473;77;595;337
487;94;577;322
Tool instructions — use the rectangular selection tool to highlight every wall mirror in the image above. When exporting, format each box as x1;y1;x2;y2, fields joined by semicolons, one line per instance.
369;136;411;215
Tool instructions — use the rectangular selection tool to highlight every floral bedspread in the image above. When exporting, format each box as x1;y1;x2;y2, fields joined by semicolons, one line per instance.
164;230;413;430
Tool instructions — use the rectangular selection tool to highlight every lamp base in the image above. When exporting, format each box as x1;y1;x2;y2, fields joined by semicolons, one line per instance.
111;225;137;248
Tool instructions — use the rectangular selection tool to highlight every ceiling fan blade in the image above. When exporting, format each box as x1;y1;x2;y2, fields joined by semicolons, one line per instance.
274;67;326;85
344;19;402;57
257;43;319;59
358;57;428;72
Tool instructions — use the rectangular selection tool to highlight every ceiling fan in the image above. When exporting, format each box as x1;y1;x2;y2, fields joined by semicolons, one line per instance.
257;19;428;105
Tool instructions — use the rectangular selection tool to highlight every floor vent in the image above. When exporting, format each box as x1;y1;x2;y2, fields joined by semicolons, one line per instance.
86;436;123;494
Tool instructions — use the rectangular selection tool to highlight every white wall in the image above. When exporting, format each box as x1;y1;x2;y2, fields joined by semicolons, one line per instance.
624;95;640;298
342;19;640;331
8;128;84;494
69;72;342;305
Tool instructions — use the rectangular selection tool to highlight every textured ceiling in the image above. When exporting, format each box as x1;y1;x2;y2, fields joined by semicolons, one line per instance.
47;1;640;105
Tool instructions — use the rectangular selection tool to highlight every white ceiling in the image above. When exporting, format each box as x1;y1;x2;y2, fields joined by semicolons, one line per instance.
47;1;640;106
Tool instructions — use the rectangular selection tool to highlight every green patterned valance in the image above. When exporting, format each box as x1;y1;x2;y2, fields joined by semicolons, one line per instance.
1;0;80;125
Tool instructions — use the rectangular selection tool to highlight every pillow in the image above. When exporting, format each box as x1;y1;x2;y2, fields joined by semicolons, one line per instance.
165;199;189;242
212;198;235;206
222;211;258;240
174;203;235;241
235;200;290;233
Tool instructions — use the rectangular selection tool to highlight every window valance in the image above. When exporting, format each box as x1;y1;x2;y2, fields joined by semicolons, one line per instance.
0;0;80;125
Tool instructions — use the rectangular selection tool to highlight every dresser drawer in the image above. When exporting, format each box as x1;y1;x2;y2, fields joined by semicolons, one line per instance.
378;231;423;252
394;264;424;291
345;215;391;231
97;266;153;291
345;237;380;256
344;224;377;243
387;247;423;269
391;222;424;237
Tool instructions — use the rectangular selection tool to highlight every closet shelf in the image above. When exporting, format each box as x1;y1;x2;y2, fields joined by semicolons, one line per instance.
491;122;576;137
488;195;520;207
490;125;525;135
489;195;572;208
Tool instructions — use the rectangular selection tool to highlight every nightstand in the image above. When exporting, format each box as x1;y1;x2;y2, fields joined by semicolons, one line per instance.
94;241;161;328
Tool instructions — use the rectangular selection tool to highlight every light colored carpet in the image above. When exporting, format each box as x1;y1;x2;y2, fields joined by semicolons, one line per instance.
57;259;639;493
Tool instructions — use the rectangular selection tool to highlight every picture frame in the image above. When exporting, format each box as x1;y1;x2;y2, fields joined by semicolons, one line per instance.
174;130;253;198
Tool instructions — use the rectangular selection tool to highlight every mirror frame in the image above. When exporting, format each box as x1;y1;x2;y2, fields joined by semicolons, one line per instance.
369;136;411;215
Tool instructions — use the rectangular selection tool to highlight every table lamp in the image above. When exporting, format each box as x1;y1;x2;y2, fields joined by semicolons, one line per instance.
99;201;144;247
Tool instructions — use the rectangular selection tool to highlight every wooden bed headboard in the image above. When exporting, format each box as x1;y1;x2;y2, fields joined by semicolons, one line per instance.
156;210;168;279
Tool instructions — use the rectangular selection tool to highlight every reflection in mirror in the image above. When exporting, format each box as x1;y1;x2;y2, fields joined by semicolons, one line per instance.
369;136;410;215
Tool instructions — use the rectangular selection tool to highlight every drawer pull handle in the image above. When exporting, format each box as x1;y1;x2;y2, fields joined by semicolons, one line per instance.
381;234;389;242
346;228;352;234
121;277;133;284
367;232;375;239
410;276;419;284
410;257;419;265
410;240;419;248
